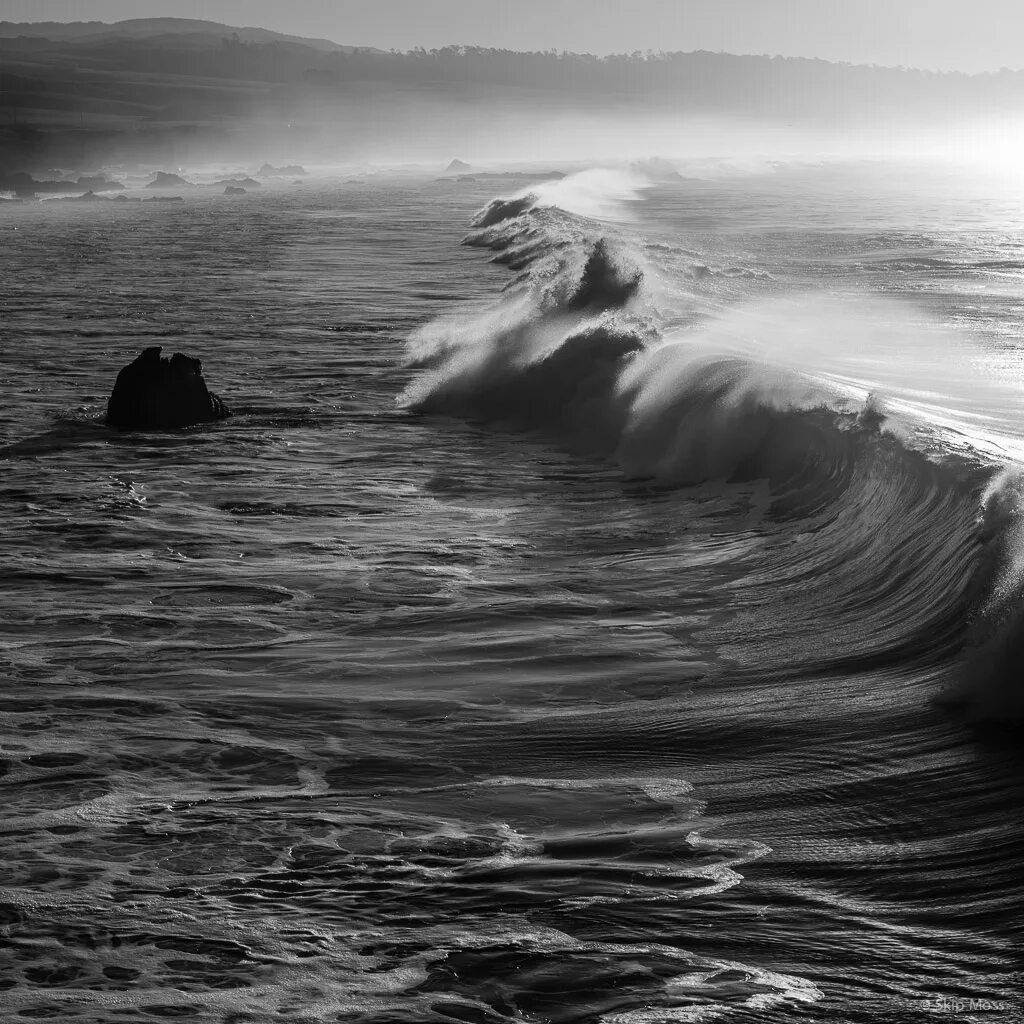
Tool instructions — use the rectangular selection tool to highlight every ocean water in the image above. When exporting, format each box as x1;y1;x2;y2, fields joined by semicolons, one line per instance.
0;163;1022;1023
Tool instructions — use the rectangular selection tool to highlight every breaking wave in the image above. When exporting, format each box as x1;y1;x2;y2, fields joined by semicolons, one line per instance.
401;170;1024;725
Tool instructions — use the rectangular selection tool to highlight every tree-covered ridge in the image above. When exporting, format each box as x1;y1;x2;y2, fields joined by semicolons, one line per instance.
4;29;1022;119
2;20;1022;170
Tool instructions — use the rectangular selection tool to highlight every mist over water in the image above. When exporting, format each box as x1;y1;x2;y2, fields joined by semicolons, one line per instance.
1;149;1023;1023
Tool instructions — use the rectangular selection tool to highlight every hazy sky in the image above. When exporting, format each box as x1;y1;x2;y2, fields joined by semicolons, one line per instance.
4;0;1024;73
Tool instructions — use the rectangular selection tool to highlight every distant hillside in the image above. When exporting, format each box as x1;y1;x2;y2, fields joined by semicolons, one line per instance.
2;19;1023;172
0;17;373;53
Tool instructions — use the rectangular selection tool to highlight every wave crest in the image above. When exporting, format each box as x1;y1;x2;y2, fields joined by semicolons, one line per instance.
403;173;1024;725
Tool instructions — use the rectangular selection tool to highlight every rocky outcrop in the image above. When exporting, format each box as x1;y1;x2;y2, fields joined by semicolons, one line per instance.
445;159;473;173
147;172;190;188
224;185;246;195
106;347;230;430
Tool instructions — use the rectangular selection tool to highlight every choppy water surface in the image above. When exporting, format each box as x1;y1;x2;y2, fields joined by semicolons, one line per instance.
0;165;1022;1023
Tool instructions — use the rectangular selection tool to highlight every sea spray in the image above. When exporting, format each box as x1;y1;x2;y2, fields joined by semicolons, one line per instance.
404;171;1024;724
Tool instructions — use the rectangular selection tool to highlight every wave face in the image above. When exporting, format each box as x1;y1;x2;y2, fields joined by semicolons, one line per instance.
402;170;1024;726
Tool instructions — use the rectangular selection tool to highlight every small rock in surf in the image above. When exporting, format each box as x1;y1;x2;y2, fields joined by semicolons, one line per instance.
106;347;230;430
147;172;191;188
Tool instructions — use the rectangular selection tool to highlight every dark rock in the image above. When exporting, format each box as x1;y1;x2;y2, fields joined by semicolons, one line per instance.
224;185;246;195
147;171;191;188
143;196;184;202
106;347;230;430
445;159;473;173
